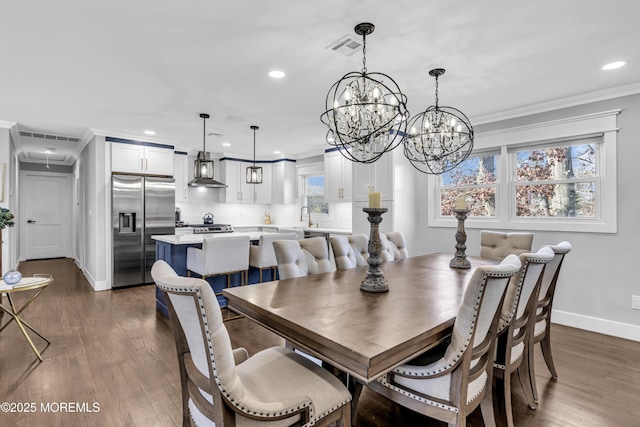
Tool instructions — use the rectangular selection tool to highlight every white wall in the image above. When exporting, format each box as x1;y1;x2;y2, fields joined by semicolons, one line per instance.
0;126;18;273
78;135;109;290
414;93;640;341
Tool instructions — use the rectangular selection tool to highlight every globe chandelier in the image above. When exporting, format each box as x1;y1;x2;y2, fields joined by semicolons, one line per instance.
403;68;474;174
246;125;263;184
320;22;409;164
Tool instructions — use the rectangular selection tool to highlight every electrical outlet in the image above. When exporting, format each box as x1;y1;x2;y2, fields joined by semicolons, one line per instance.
632;295;640;310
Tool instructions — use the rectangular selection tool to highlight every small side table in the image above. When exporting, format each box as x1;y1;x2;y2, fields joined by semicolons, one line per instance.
0;274;53;361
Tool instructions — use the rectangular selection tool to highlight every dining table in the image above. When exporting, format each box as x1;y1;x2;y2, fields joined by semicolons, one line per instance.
223;253;496;384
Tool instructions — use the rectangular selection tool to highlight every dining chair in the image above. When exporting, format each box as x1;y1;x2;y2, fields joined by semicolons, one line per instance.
355;254;521;427
330;234;369;270
480;230;534;260
186;235;250;289
151;260;352;427
380;231;409;262
249;232;298;282
493;246;554;427
527;241;572;403
273;236;334;280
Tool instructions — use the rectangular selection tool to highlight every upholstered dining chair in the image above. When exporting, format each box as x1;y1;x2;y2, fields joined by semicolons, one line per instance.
186;235;250;288
380;231;409;262
493;246;554;427
480;230;534;260
354;255;521;427
528;241;572;403
330;234;369;270
151;260;351;427
273;236;334;280
249;232;298;282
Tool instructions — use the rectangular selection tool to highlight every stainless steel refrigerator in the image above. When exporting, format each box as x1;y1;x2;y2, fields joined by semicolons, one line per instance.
112;175;175;287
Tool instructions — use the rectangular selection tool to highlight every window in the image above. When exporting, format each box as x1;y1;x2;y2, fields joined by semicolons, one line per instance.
513;138;599;218
439;152;498;217
428;109;618;233
303;174;329;215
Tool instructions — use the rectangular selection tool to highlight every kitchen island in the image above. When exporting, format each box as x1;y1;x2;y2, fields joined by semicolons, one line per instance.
151;231;275;316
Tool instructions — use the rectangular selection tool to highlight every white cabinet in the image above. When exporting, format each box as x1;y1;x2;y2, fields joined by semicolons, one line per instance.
352;152;393;202
221;159;271;204
111;142;174;176
324;150;352;202
271;160;297;204
174;153;189;202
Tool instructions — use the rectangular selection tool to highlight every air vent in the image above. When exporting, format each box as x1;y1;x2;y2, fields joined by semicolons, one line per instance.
326;35;362;57
19;130;79;143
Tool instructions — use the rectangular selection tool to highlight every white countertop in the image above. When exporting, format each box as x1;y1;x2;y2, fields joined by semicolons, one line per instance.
152;231;273;245
233;223;352;234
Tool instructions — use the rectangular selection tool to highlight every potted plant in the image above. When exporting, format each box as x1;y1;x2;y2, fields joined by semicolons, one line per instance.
0;206;15;273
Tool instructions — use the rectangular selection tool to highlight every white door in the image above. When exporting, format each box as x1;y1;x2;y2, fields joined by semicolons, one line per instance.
20;171;73;260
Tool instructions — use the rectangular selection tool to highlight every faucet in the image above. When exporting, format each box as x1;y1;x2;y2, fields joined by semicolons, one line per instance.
300;206;315;228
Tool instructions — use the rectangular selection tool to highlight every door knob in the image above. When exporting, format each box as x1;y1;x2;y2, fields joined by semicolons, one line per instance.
27;220;36;224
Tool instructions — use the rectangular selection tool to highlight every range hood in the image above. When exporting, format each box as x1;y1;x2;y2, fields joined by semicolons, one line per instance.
189;151;227;188
188;113;227;188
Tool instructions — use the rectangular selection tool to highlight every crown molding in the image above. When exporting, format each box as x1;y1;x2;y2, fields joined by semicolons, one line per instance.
472;82;640;125
0;120;16;129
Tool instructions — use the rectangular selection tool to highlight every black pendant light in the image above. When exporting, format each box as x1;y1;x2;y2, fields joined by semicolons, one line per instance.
189;113;227;187
246;125;262;184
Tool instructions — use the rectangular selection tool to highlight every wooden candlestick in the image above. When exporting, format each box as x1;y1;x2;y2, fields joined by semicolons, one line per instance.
361;207;389;292
450;208;471;269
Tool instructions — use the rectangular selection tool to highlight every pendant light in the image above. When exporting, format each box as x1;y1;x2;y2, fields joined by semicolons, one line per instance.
246;125;262;184
189;113;227;187
403;68;474;174
320;22;409;164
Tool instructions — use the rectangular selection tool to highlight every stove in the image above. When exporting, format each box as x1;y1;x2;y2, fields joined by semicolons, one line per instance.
190;224;234;234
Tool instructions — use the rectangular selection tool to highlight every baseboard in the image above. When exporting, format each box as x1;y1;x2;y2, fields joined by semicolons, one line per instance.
552;309;640;342
83;268;110;291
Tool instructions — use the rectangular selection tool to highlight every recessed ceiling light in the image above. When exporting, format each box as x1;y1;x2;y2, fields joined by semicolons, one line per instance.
268;70;286;79
227;115;245;122
144;130;156;135
602;61;626;70
273;150;281;154
222;142;231;147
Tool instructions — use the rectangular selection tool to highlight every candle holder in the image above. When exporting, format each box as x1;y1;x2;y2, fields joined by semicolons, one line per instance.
450;208;471;269
361;207;389;293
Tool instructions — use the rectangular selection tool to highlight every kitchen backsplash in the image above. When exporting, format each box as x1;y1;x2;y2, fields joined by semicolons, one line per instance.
176;188;352;229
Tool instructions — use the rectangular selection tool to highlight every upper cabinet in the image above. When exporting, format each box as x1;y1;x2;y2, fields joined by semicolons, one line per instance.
220;159;272;204
174;152;189;202
271;160;297;204
110;139;174;176
352;151;394;202
324;149;352;202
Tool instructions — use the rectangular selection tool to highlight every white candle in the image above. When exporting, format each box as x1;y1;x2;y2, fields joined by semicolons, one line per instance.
368;191;381;208
455;196;467;210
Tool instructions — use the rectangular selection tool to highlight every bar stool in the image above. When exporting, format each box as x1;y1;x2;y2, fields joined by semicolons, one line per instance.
186;235;250;292
249;232;298;282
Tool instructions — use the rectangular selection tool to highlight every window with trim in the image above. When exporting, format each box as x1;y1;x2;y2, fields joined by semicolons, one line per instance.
303;174;329;215
512;137;599;218
428;110;618;233
439;152;499;217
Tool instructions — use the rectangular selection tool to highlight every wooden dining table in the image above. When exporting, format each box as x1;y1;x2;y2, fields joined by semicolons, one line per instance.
223;253;496;384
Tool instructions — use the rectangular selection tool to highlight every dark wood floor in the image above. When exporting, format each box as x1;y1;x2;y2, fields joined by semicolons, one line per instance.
1;258;639;426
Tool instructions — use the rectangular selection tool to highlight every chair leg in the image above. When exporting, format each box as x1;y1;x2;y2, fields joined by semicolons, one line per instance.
339;401;351;427
259;268;263;283
502;371;514;427
479;387;496;427
528;343;539;403
540;327;557;378
517;352;537;409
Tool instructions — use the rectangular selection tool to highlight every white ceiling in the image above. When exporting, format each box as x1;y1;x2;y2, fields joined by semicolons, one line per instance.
2;1;639;166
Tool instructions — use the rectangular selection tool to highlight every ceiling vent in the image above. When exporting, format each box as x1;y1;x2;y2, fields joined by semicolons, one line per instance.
326;35;362;57
19;131;80;143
